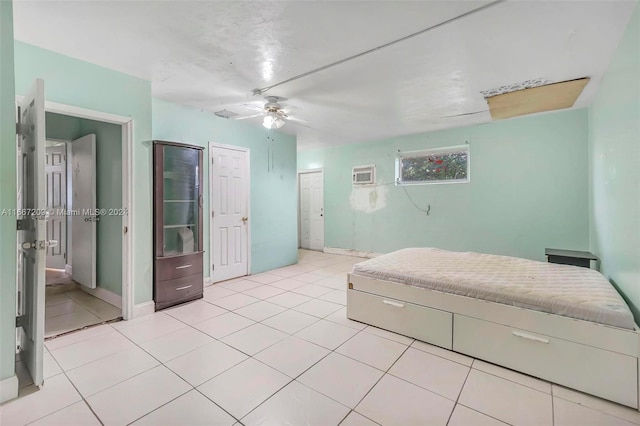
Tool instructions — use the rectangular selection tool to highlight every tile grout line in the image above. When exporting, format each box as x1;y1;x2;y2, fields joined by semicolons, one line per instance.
346;341;414;423
25;362;105;426
409;341;474;368
124;386;194;426
549;387;639;425
192;387;244;425
454;403;516;426
66;321;200;425
551;388;556;426
229;302;364;423
470;364;552;396
20;255;349;425
444;359;473;426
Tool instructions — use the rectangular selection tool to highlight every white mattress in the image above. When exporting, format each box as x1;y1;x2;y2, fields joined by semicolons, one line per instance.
351;248;636;330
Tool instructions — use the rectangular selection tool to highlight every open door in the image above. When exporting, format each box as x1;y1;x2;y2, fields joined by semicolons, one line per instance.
71;134;97;288
16;79;47;387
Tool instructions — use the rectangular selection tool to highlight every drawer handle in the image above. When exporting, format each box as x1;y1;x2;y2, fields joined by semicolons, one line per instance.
175;285;193;291
175;264;192;270
382;300;405;308
512;331;549;344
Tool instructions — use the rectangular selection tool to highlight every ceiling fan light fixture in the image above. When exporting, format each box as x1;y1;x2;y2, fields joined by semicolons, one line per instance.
263;114;285;129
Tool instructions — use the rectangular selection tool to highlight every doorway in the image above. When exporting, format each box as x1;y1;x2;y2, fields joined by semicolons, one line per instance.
298;169;324;251
15;82;134;390
209;142;250;283
42;115;123;338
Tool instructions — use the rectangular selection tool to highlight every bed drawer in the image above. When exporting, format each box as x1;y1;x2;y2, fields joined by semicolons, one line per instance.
453;314;638;408
347;289;452;349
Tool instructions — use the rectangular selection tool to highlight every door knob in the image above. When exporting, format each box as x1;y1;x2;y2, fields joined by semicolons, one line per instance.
242;216;248;223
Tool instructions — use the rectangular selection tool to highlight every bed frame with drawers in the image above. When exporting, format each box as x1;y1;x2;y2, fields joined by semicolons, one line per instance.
347;273;640;409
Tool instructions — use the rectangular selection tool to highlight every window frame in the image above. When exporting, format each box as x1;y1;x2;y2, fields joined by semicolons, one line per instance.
395;144;470;186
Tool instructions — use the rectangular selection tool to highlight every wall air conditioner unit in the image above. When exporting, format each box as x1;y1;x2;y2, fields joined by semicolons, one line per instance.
352;165;376;185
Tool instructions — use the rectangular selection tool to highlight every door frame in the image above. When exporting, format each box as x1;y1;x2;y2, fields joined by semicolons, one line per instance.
208;142;251;280
297;168;324;249
18;97;135;320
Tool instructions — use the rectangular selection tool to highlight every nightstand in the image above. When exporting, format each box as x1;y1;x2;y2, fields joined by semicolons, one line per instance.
545;248;599;270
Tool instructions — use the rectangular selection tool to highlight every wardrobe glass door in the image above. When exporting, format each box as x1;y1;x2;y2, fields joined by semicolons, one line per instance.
162;146;199;256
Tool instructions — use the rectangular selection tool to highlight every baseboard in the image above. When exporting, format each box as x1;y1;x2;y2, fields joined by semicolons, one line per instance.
132;301;155;319
203;277;214;288
0;375;18;403
81;286;122;309
323;247;382;259
65;264;72;276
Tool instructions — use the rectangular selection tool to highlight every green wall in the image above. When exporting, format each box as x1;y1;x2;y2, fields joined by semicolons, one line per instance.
0;0;17;384
46;111;80;141
152;98;299;275
299;109;590;262
46;113;123;296
14;41;152;304
589;4;640;321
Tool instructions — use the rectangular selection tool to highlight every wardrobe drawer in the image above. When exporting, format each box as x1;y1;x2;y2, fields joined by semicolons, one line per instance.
155;252;203;280
453;314;638;408
347;290;452;349
155;274;203;305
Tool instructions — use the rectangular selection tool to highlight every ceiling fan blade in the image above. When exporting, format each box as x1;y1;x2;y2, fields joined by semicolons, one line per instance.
242;104;266;112
211;93;260;106
280;107;300;115
286;115;310;125
440;110;488;118
285;116;312;128
235;113;264;120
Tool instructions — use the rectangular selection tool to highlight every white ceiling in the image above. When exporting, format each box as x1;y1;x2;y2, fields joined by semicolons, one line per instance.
13;0;637;150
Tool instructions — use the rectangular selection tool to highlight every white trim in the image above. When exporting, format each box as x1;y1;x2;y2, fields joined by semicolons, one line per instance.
121;120;134;320
64;264;72;276
323;247;382;258
15;96;133;125
208;142;251;279
80;286;122;309
132;301;155;319
0;375;18;403
19;96;135;321
298;168;324;174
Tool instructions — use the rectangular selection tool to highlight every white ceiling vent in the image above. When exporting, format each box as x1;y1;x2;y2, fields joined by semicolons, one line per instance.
352;165;376;185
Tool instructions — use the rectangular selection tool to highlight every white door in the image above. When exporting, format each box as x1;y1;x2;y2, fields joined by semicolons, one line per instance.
299;171;324;251
16;79;46;387
45;144;66;269
71;134;97;288
210;145;249;282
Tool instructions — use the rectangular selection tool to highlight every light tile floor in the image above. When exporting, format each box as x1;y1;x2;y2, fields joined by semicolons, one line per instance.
45;272;121;338
3;250;639;425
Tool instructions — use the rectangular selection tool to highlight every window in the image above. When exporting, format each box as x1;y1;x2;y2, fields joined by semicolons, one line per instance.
396;145;469;185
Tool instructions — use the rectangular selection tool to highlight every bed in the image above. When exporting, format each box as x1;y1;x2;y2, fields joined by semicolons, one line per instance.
346;248;640;409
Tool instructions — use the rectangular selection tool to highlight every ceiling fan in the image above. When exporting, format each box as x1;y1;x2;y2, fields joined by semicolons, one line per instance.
235;96;310;130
